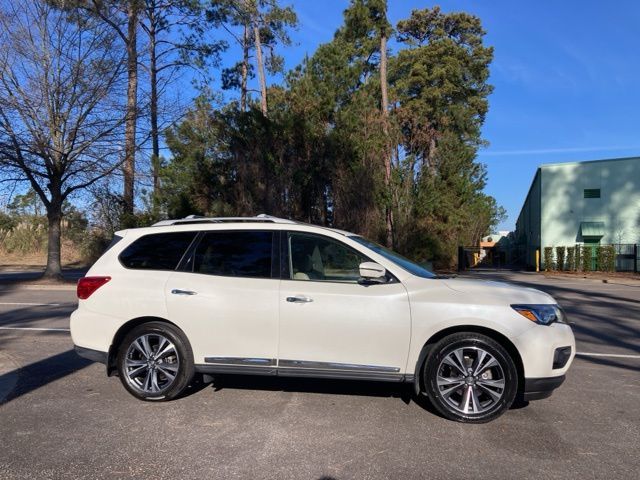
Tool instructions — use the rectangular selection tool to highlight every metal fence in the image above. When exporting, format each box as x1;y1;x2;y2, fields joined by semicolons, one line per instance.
458;243;639;273
612;244;638;272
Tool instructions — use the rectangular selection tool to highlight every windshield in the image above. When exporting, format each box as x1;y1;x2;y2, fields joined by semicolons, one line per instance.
350;236;436;279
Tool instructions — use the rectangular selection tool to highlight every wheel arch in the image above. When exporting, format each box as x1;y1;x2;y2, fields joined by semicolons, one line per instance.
107;316;190;376
413;325;525;396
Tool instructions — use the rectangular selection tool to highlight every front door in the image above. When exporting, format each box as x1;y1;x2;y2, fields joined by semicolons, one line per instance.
278;231;411;379
165;230;279;369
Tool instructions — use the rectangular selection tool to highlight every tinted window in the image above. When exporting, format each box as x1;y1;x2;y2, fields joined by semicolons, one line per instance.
584;188;601;198
193;231;273;278
289;233;367;282
350;236;436;279
119;232;196;270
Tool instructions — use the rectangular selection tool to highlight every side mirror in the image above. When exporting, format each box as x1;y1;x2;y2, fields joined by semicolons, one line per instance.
359;261;386;283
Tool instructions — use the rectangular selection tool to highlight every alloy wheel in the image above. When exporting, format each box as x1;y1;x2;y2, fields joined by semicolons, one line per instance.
123;333;180;395
436;346;506;415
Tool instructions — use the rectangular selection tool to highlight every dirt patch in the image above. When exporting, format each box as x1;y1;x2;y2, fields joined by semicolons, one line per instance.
543;271;640;280
542;270;640;286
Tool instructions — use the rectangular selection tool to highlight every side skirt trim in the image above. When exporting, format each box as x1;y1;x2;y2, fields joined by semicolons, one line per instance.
278;359;400;373
195;358;407;382
196;364;277;376
277;367;405;382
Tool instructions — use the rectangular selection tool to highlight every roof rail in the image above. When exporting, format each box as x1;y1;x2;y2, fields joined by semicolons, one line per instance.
152;214;297;227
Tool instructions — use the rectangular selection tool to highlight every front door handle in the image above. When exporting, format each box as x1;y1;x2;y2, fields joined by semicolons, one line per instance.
286;295;313;303
171;289;197;296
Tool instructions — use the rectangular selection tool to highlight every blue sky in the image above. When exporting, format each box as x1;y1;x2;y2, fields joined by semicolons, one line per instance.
218;0;640;231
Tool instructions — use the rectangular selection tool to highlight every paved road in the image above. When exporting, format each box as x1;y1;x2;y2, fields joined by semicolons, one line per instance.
0;271;638;479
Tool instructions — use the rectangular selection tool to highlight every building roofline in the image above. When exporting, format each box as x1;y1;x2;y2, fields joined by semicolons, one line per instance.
539;155;640;169
515;167;541;226
515;155;640;227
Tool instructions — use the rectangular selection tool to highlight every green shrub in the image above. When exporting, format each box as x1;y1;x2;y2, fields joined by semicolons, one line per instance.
581;246;593;272
0;212;17;231
543;247;554;271
566;246;575;271
575;246;582;271
555;246;566;271
80;231;112;265
597;245;615;272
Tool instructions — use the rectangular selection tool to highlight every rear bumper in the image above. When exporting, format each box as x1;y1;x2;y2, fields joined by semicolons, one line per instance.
74;345;108;365
523;375;565;401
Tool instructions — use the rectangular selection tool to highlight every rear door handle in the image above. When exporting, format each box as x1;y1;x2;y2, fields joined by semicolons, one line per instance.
286;295;313;303
171;289;197;296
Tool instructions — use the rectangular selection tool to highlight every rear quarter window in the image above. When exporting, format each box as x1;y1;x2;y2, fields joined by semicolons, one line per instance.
119;232;197;270
193;231;274;278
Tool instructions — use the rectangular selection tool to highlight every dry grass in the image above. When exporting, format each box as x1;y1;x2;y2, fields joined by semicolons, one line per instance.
0;239;86;269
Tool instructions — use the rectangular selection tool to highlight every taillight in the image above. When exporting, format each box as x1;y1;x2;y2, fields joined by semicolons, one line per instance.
77;276;111;300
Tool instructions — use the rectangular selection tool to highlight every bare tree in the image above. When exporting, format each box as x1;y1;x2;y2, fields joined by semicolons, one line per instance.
140;0;225;206
253;20;268;116
380;28;393;247
73;0;141;218
0;1;127;278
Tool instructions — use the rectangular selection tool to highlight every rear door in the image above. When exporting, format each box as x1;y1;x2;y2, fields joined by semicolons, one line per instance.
165;229;280;370
277;231;411;379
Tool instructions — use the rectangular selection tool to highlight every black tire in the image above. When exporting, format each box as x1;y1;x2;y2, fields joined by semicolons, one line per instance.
117;321;194;401
423;332;518;423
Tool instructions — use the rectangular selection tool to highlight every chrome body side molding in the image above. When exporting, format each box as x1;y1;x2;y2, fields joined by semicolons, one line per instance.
278;359;400;373
204;357;276;366
196;357;407;382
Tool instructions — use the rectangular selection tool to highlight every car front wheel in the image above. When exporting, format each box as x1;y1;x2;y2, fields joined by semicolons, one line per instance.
423;332;518;423
117;322;194;401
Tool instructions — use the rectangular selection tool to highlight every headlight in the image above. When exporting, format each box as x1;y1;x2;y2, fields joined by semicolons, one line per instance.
511;304;565;325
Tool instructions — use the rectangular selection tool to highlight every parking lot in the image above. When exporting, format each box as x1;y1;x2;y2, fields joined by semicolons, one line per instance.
1;270;638;479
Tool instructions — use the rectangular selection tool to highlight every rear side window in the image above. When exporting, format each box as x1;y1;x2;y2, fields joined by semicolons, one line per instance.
193;231;273;278
119;232;196;270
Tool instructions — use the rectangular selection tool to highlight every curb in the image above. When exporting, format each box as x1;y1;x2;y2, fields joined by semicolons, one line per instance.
543;274;640;287
0;284;76;291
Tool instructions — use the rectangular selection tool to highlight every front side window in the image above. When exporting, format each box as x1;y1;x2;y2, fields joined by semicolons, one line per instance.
350;236;436;279
288;232;368;282
119;232;196;270
193;231;273;278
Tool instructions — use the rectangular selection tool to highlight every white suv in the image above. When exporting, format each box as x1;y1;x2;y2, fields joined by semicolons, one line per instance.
71;215;575;423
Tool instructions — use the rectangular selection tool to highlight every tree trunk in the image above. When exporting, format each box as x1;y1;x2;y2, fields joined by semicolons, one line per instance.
43;202;63;280
253;24;268;116
149;3;160;211
123;1;139;216
380;33;393;248
241;24;249;111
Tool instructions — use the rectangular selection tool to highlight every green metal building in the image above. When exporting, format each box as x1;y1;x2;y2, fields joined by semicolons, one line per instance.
514;156;640;269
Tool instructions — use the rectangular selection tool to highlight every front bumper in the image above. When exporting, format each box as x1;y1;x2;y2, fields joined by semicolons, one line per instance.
512;321;576;378
523;375;566;401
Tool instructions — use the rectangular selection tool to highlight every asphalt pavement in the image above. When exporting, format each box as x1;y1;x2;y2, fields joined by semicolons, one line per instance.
0;270;638;479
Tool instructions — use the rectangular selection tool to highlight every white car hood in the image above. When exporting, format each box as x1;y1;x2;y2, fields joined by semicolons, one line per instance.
440;277;556;305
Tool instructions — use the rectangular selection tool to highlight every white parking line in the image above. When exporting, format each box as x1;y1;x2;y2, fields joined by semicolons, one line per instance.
0;327;70;332
0;302;61;306
577;352;640;359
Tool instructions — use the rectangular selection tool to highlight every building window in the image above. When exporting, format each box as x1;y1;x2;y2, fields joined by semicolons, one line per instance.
584;188;600;199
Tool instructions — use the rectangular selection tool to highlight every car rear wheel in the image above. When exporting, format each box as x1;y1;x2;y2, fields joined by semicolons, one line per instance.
117;322;194;401
423;332;518;423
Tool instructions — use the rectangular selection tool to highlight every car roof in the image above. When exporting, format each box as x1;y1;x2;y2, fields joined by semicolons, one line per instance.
120;214;355;238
